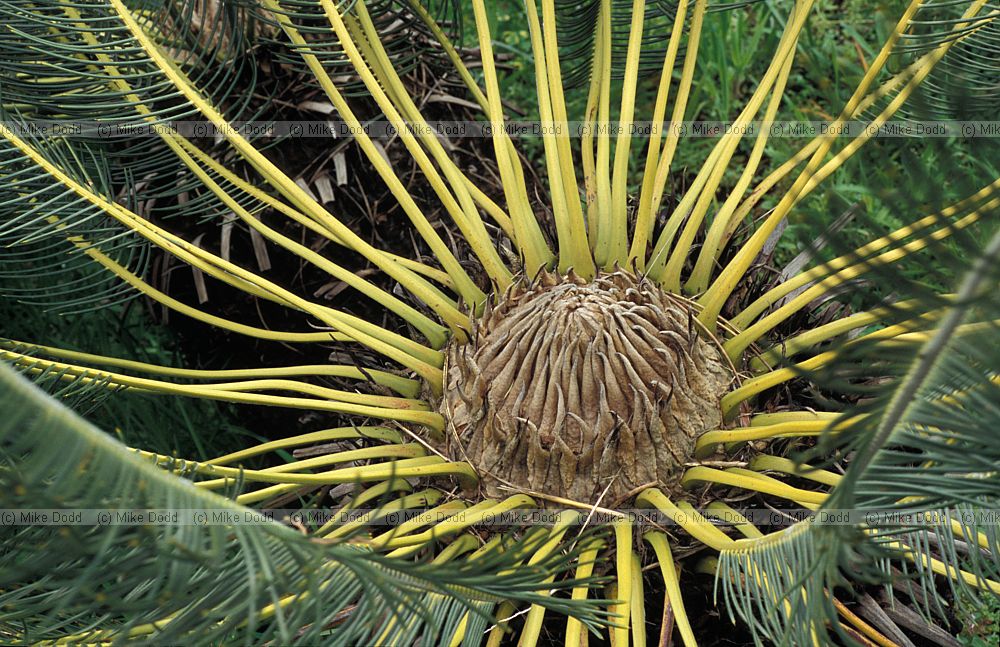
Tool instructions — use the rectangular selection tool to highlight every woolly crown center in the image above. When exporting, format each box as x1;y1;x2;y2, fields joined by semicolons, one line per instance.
438;270;732;505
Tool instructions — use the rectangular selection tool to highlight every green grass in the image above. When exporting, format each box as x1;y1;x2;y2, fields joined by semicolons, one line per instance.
958;594;1000;647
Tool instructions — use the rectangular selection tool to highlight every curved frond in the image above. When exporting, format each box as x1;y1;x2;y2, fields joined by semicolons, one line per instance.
716;217;1000;645
0;127;150;310
891;1;1000;120
0;361;609;644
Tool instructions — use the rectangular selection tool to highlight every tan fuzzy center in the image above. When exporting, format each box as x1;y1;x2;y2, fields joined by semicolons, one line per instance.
439;270;732;505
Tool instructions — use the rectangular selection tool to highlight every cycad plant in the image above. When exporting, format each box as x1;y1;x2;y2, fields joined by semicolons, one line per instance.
1;0;999;644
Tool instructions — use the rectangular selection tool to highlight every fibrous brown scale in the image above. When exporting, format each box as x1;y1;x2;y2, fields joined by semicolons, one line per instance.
439;270;732;505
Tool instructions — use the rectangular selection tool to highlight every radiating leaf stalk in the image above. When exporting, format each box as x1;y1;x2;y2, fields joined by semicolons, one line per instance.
592;0;614;267
629;0;689;269
541;0;593;277
581;5;604;246
486;600;519;647
4;122;449;382
166;129;452;348
732;178;1000;329
260;0;487;313
709;53;916;256
705;502;764;540
628;550;646;647
726;316;999;418
725;205;990;367
748;299;937;372
379;496;539;554
2;347;442;428
644;531;698;647
686;17;803;293
698;0;989;329
564;539;603;647
171;135;461;294
374;501;471;555
695;420;831;459
647;0;811;287
405;0;488;110
151;451;472;488
40;217;350;344
714;137;823;254
206;427;403;466
191;444;429;491
682;467;827;506
321;488;437;541
471;0;555;276
612;520;632;647
390;3;518;239
524;0;587;276
605;0;645;270
631;0;708;270
107;0;471;333
515;510;579;646
675;499;741;551
749;456;842;488
637;488;736;552
320;0;514;293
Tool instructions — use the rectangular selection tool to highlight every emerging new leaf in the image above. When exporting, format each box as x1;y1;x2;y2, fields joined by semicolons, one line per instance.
440;270;732;503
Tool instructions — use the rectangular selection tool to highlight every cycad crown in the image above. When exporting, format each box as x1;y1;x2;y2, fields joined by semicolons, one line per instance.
1;0;998;645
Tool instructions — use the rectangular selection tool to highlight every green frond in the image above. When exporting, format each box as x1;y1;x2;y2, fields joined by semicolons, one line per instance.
0;0;263;222
0;125;150;311
0;361;610;644
716;218;1000;646
891;1;1000;120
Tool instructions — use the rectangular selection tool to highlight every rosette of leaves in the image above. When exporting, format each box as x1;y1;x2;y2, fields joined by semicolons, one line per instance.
1;0;998;644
